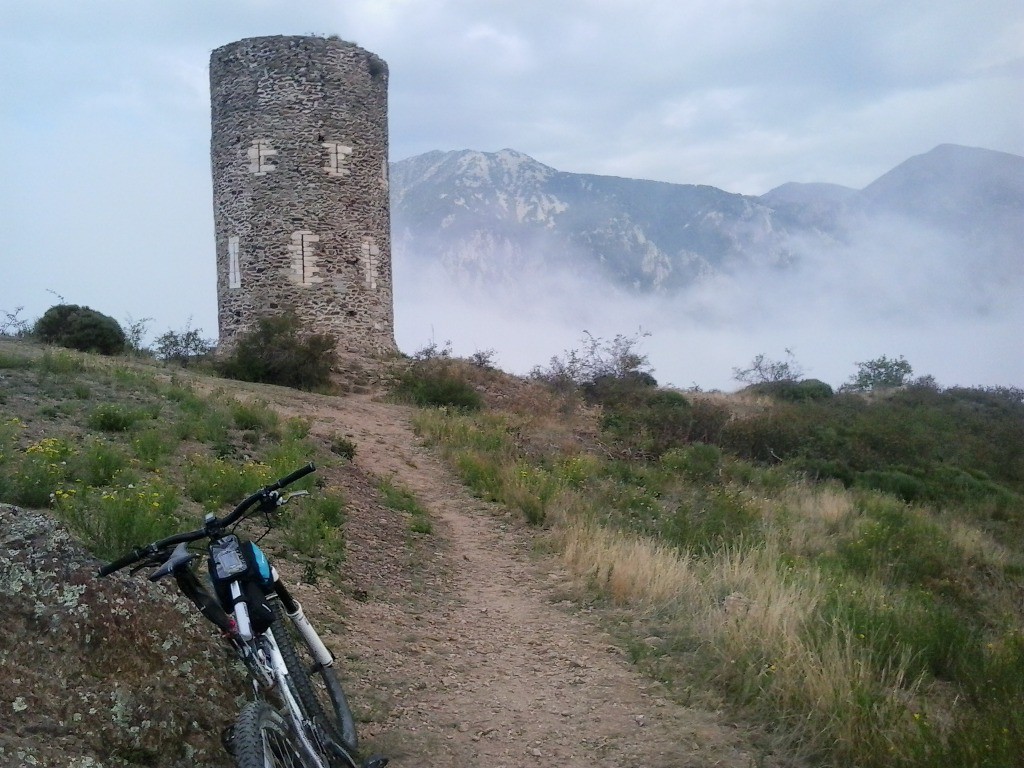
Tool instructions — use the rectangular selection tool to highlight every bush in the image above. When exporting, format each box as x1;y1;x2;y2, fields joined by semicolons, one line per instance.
218;313;337;391
34;304;126;355
747;378;834;402
531;330;654;393
393;360;483;410
732;349;804;385
154;321;214;366
87;404;147;432
846;355;913;392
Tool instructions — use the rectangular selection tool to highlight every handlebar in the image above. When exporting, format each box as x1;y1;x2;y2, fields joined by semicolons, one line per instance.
97;463;316;577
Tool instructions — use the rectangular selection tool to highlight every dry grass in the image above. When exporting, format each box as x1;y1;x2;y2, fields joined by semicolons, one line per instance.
771;482;858;557
560;521;699;606
558;512;929;763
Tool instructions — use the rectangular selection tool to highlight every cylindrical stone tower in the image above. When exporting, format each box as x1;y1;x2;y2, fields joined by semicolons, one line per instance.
210;35;396;357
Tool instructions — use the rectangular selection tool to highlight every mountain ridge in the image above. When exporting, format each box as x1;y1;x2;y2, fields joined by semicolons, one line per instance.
389;144;1024;294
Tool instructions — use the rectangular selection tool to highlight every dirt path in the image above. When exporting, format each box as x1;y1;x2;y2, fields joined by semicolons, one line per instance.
261;390;769;767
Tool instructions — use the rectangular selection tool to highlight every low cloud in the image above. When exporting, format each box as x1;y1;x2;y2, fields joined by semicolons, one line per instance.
394;216;1024;391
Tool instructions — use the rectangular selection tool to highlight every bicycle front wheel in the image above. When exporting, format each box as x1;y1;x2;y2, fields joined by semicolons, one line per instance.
230;701;312;768
270;600;359;756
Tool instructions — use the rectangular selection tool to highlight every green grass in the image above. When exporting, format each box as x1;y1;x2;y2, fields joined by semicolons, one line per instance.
0;343;355;583
412;385;1024;768
378;476;433;534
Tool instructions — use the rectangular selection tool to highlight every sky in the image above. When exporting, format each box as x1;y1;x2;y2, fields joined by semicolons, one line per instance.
2;0;1022;390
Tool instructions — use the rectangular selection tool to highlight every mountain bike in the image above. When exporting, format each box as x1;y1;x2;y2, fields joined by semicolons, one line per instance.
98;462;388;768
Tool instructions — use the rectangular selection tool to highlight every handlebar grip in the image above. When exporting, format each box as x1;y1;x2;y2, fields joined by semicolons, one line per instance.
98;548;145;577
271;462;316;490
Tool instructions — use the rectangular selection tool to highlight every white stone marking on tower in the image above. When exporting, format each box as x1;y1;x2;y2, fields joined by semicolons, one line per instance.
288;231;323;286
322;142;354;177
361;238;380;291
228;236;241;288
247;140;278;175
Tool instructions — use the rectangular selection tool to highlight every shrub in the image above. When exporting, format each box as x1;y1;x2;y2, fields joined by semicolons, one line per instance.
847;355;913;392
281;493;346;565
34;304;126;355
660;443;723;483
218;313;337;391
531;330;654;393
329;435;356;460
154;321;214;366
73;439;130;487
229;399;280;434
393;360;483;410
185;456;271;510
89;403;142;434
87;404;145;432
747;378;834;402
601;389;694;458
55;480;181;561
732;349;804;385
132;428;175;469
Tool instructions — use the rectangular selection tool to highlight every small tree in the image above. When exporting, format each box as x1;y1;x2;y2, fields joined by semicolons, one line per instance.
0;306;31;337
122;315;154;356
154;321;214;366
732;349;804;385
847;355;913;392
531;330;654;391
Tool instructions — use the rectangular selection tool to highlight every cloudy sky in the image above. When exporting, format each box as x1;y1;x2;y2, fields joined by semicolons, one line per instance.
2;0;1022;389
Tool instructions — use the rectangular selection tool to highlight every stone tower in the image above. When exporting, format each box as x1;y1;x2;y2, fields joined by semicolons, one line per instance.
209;35;396;357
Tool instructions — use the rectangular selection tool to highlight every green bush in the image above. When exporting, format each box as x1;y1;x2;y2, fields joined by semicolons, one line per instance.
601;389;695;458
660;442;723;483
748;378;834;402
229;399;280;434
185;456;270;510
34;304;126;355
87;403;146;432
218;313;337;391
73;439;130;487
393;361;483;410
329;435;356;460
281;493;346;565
55;480;181;561
660;487;760;553
154;322;213;366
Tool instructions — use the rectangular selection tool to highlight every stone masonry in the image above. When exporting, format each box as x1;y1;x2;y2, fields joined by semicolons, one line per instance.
210;35;396;357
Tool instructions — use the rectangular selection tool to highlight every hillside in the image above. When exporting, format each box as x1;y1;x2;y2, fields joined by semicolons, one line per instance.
0;339;778;768
3;337;1023;766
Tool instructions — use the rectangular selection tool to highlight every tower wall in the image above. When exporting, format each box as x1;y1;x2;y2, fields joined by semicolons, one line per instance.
210;35;396;357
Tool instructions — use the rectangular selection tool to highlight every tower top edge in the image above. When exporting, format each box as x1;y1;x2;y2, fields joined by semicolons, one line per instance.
212;35;380;58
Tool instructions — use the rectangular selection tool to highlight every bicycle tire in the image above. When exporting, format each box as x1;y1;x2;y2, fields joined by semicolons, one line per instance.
230;701;313;768
270;600;359;757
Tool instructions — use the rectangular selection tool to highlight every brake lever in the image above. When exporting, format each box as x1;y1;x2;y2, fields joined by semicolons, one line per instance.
128;549;167;576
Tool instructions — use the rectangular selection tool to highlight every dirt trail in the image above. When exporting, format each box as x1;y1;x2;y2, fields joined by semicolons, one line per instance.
263;390;767;768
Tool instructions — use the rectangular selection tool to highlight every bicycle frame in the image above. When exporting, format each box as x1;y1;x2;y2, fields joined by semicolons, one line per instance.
98;464;377;768
178;553;356;768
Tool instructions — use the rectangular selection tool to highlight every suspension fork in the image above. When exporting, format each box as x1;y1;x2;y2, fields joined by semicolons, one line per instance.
272;570;334;668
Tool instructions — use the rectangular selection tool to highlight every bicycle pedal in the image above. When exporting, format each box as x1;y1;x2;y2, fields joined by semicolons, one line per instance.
362;756;389;768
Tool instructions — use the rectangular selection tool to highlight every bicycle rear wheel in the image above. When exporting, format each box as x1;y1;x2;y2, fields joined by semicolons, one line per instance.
270;600;359;757
230;701;312;768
